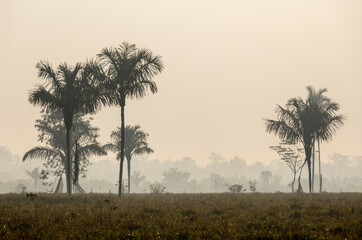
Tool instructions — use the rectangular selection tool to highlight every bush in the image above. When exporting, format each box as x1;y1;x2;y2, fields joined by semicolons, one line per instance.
150;182;166;194
248;179;257;192
226;184;245;193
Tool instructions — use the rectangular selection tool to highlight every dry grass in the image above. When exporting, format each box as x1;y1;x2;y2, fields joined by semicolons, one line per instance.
0;193;360;239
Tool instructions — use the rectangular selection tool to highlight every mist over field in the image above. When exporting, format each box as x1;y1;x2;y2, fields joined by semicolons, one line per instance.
1;146;360;194
1;1;362;238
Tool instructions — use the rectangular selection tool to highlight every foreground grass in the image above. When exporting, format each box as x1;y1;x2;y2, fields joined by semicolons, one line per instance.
0;193;360;239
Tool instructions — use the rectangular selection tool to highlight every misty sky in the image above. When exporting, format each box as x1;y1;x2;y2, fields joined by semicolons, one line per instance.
1;0;361;166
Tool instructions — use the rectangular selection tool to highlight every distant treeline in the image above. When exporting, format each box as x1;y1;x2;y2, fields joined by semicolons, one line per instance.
1;146;361;193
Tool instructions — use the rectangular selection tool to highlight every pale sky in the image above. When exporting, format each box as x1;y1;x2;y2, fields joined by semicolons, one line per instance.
1;0;361;166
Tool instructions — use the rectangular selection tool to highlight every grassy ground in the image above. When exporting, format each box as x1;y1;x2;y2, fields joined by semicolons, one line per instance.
0;193;360;239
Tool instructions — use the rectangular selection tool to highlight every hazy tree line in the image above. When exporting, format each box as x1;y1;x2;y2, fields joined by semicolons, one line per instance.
1;145;361;194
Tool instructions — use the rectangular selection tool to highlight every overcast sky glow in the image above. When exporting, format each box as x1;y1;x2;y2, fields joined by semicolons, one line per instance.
1;0;361;166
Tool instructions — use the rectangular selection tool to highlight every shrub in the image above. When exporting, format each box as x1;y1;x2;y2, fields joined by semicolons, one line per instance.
248;179;257;192
226;184;246;193
150;182;166;194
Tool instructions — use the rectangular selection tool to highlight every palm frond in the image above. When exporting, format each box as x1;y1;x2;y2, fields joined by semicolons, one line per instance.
133;146;154;155
103;143;118;152
28;86;62;110
264;119;300;144
318;114;345;142
79;144;107;158
23;146;63;162
36;61;63;90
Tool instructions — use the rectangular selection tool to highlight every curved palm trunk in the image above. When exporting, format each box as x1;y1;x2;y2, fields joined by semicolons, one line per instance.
297;157;307;193
66;128;72;196
297;175;303;193
73;182;85;193
55;175;63;193
118;103;126;197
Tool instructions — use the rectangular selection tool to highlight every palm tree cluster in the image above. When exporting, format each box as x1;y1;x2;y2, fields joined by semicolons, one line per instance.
26;41;344;196
104;125;153;194
264;86;345;193
96;43;162;196
26;42;164;196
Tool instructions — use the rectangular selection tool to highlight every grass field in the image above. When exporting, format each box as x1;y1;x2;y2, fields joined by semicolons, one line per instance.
0;193;360;239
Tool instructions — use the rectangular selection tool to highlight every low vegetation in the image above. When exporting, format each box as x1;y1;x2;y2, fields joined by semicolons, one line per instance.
0;193;360;239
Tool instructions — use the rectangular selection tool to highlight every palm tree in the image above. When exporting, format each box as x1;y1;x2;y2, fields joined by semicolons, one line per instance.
28;63;107;196
104;125;153;193
97;42;163;196
264;86;345;193
23;110;106;193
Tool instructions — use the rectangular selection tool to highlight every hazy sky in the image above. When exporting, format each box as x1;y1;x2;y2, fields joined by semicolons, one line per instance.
1;0;361;166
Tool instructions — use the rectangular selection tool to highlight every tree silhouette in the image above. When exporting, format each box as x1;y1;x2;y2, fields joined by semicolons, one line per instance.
259;171;272;191
131;171;146;193
96;42;163;196
209;173;226;192
23;109;106;193
104;125;153;193
270;141;304;192
162;168;190;192
265;86;345;193
28;61;107;196
25;167;41;191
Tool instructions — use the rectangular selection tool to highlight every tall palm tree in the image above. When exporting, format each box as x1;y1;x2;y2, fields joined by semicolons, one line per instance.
264;86;345;193
104;125;153;193
23;110;106;193
28;61;107;195
97;42;163;196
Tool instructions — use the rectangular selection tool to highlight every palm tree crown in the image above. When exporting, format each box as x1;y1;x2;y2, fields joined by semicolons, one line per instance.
97;42;163;105
105;125;153;161
29;61;108;123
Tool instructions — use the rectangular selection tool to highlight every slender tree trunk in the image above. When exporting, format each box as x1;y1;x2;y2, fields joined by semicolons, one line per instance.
118;103;126;197
318;138;322;192
127;158;131;194
312;142;315;193
66;128;72;196
297;175;303;192
291;172;296;193
306;148;312;194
